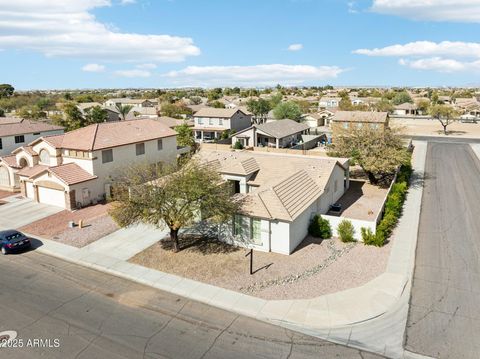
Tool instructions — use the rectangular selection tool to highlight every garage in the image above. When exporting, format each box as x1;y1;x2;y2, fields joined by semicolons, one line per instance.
37;186;66;208
0;167;10;187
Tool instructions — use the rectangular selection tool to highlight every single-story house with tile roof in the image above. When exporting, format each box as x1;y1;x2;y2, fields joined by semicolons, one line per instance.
0;117;64;157
331;111;389;131
0;119;179;209
231;119;310;148
393;102;420;116
197;149;349;254
193;108;252;142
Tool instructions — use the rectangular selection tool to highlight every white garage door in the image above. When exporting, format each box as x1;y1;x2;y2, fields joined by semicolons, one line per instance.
25;182;34;199
37;187;65;208
0;167;9;187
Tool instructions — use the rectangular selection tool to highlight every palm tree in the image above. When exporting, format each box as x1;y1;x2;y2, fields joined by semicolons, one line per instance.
115;104;134;121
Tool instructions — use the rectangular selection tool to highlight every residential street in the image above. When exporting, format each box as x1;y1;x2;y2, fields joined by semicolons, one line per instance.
0;251;382;359
406;142;480;358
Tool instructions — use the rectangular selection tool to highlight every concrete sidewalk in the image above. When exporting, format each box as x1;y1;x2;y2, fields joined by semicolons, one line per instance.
27;142;427;359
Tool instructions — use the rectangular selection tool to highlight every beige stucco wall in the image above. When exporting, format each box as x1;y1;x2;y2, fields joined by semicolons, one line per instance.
0;129;64;157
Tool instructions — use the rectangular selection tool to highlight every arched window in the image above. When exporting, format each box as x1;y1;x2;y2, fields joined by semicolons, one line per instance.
39;149;50;164
19;158;28;168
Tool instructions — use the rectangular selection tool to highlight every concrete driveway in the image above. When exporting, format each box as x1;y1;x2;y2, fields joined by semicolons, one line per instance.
0;198;63;229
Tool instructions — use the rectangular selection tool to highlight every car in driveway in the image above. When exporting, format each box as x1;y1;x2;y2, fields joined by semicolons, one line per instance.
0;230;31;255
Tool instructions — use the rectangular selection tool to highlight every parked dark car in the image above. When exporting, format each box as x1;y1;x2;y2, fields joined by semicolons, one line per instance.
330;203;342;213
0;230;31;255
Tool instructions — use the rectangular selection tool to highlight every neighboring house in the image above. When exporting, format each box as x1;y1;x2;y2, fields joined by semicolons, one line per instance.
350;97;365;106
104;98;155;108
0;120;178;209
197;150;350;255
331;111;389;131
302;110;335;128
0;117;64;157
393;102;420;116
78;103;120;122
126;107;159;120
193;108;252;142
319;96;341;109
231;119;309;148
154;116;194;129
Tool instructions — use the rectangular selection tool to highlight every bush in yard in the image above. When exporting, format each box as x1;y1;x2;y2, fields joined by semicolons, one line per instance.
361;227;384;247
308;215;332;239
337;220;355;242
233;140;244;150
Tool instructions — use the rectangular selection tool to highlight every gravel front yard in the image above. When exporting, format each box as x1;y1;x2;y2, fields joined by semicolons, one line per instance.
130;234;392;300
20;203;119;247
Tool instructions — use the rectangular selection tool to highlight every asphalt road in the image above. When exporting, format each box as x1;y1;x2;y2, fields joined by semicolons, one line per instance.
0;251;383;359
405;142;480;358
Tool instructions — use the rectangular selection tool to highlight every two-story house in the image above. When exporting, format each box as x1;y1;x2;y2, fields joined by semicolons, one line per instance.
331;111;389;131
319;96;342;109
104;98;156;109
0;117;64;156
193;108;252;142
0;119;178;209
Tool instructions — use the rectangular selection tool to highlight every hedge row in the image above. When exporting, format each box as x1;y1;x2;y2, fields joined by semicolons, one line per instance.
363;159;413;246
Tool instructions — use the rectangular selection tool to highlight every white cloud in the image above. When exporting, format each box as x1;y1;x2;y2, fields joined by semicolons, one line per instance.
287;43;303;51
164;64;345;87
355;40;480;73
115;69;151;77
354;41;480;58
399;57;480;72
136;63;157;70
0;0;200;62
120;0;136;4
81;63;105;72
371;0;480;23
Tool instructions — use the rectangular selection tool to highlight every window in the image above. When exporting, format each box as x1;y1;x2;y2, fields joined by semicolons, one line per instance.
219;118;223;125
33;132;40;135
233;215;262;245
343;123;349;129
102;149;113;163
251;219;262;245
39;149;50;164
198;118;204;125
157;139;163;150
14;135;25;144
0;138;2;150
136;143;145;156
209;118;213;125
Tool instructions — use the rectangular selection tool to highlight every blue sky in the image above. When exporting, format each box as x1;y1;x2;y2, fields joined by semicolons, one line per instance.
1;0;480;89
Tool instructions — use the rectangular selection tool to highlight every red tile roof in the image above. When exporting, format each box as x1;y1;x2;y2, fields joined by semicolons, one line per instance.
0;118;64;137
60;119;177;151
48;163;97;185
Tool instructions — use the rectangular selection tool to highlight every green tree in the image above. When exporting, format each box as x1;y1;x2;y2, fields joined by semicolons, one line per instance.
0;84;14;98
374;99;394;113
0;108;4;117
272;101;302;120
115;104;134;121
61;103;86;130
207;88;223;101
175;123;195;149
328;125;410;184
209;100;225;108
85;106;108;124
189;96;202;105
429;104;459;135
416;99;430;113
392;91;413;105
269;93;283;108
246;98;271;124
109;161;241;252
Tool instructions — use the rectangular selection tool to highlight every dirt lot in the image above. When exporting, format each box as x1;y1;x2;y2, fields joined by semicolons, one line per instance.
130;234;391;300
20;203;118;247
392;118;480;138
328;179;388;221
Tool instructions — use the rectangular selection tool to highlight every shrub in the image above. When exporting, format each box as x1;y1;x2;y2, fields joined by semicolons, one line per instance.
233;140;244;150
361;227;384;247
337;219;355;242
308;215;332;239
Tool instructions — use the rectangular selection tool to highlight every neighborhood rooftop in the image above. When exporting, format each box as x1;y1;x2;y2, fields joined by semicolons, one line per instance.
194;108;248;118
54;119;177;151
197;150;348;222
255;119;310;139
332;111;389;123
0;118;64;137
